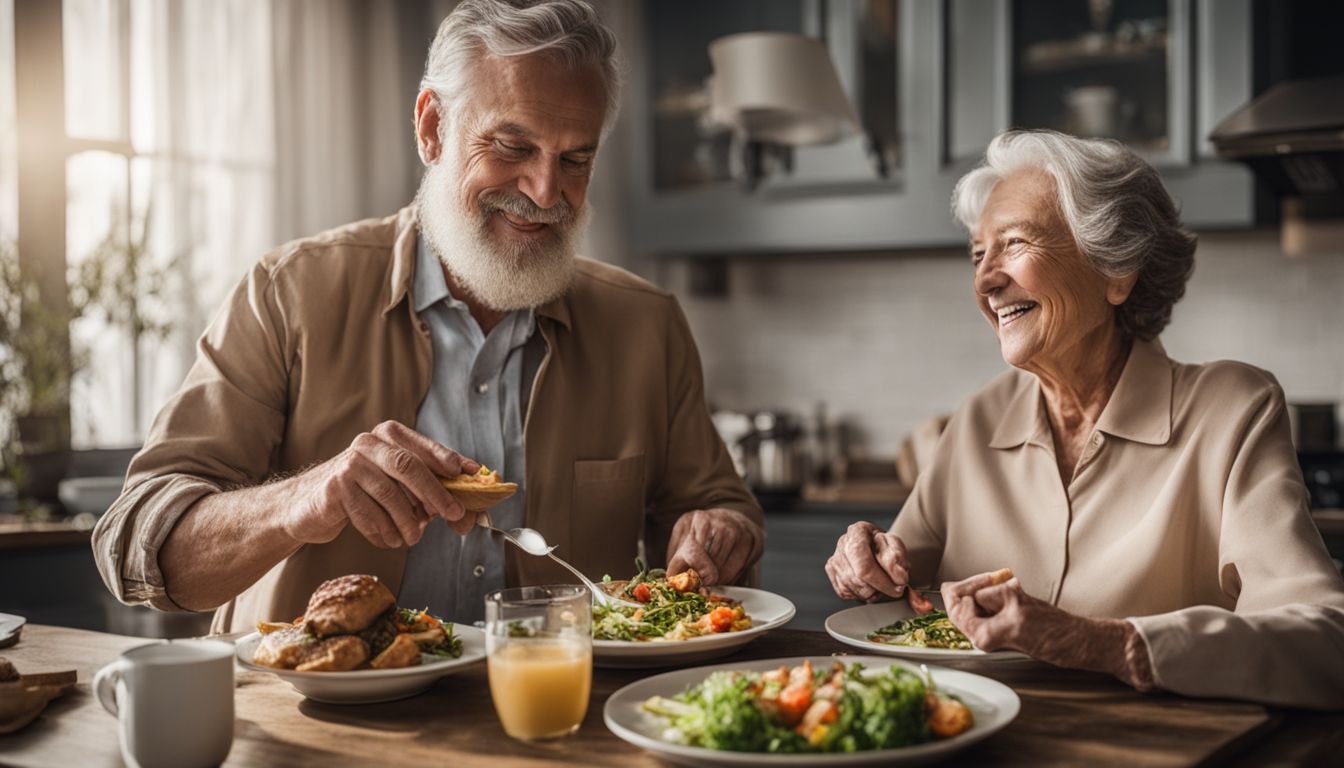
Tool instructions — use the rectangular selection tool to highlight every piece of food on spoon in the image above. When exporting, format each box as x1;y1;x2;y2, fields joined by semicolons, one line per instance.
439;465;518;512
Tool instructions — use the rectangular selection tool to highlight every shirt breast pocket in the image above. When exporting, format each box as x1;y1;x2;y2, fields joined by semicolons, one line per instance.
570;455;646;578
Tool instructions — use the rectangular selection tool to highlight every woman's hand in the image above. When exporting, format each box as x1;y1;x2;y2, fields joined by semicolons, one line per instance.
941;571;1155;690
825;522;933;613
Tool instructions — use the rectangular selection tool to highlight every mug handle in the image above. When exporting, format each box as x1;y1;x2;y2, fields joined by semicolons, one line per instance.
93;659;129;717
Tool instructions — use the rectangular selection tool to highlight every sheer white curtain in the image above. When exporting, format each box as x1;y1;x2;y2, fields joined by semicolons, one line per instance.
0;0;16;245
62;0;430;448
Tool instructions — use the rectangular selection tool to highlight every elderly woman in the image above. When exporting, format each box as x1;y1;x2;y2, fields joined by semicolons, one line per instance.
827;129;1344;709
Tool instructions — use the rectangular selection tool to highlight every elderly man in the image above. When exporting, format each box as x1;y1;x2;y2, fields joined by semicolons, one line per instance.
93;0;762;631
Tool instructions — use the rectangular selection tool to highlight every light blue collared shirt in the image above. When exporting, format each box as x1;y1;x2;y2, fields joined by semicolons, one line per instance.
398;237;535;623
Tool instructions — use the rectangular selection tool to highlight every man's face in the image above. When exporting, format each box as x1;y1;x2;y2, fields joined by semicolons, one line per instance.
415;52;607;311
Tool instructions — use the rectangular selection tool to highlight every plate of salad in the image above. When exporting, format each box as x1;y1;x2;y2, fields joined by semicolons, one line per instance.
603;655;1019;766
825;596;1026;661
592;563;795;668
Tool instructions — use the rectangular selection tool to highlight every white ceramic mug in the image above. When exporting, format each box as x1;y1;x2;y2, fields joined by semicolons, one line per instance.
94;640;235;768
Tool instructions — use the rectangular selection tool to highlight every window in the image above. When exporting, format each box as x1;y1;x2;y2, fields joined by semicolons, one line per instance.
59;0;276;447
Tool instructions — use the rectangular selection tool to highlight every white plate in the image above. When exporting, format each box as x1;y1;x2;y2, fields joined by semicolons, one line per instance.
825;599;1026;661
603;654;1020;766
593;587;795;668
234;625;485;704
0;613;25;648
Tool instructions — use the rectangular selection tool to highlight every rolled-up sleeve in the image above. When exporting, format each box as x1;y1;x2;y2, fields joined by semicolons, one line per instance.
92;259;291;611
1129;385;1344;709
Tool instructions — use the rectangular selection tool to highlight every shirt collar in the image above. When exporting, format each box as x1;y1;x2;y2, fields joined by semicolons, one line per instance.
382;206;418;316
412;235;453;313
411;232;539;343
1094;337;1173;446
989;337;1174;449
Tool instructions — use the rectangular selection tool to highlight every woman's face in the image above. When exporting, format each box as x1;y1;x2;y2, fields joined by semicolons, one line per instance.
970;169;1129;372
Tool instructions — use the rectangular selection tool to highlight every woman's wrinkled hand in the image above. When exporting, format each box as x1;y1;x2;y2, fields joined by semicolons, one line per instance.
940;570;1155;690
825;522;930;613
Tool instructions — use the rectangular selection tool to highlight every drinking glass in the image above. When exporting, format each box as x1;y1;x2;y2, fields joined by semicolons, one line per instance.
485;585;592;740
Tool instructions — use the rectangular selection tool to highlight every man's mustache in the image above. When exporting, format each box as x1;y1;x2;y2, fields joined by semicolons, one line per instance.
478;191;575;227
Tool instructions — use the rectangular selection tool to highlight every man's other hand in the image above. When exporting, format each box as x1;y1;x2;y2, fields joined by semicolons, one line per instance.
666;508;764;585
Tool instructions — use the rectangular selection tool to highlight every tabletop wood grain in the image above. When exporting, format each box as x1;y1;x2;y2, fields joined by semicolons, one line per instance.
1;624;1340;767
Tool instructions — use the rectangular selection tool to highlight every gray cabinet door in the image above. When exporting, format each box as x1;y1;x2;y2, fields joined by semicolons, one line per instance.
626;0;1255;257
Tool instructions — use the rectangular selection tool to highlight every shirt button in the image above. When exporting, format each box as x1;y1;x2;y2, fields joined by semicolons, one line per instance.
1091;433;1102;446
472;564;485;578
475;382;489;394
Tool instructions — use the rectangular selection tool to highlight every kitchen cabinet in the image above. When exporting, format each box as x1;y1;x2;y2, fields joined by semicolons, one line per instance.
626;0;1254;256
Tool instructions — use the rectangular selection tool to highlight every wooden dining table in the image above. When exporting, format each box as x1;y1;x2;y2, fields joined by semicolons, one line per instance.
4;623;1342;766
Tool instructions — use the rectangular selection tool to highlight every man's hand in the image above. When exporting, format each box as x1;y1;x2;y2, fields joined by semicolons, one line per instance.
666;508;764;585
940;571;1155;690
825;521;931;613
281;420;481;549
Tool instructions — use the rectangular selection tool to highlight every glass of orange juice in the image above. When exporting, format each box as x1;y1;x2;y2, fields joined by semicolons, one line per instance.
485;585;592;741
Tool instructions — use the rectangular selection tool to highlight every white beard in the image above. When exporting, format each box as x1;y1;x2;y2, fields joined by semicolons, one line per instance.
414;157;589;312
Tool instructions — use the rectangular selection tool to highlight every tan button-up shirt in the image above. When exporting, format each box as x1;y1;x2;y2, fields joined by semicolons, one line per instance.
894;338;1344;708
91;206;761;633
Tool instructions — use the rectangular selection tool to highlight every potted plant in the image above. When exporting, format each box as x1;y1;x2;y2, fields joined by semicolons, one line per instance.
0;243;83;507
73;206;179;440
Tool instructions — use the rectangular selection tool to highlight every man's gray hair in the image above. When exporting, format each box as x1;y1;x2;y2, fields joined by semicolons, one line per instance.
420;0;620;135
951;130;1197;341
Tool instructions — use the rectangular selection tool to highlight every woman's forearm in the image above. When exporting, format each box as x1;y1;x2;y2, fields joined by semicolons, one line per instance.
1028;613;1155;691
159;478;306;612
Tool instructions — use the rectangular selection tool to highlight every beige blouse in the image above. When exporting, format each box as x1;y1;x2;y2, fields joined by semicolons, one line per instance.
893;338;1344;709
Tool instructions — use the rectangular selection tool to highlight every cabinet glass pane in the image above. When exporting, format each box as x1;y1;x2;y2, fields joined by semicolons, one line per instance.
854;0;900;175
647;0;805;191
1013;0;1172;151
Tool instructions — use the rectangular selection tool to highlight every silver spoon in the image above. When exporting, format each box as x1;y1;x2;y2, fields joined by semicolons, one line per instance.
477;514;639;608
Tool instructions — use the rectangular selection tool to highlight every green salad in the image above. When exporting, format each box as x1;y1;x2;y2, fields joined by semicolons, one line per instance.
393;608;464;658
593;560;750;642
641;660;973;753
866;610;973;650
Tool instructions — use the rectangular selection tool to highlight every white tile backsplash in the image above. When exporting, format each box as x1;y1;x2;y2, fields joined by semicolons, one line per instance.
657;230;1344;455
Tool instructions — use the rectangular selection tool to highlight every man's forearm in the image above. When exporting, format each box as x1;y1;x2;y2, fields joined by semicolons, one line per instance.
159;478;306;612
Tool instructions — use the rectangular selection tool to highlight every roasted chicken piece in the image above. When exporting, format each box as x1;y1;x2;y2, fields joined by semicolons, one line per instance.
294;635;369;672
303;575;396;638
253;627;316;669
667;569;701;593
369;633;421;670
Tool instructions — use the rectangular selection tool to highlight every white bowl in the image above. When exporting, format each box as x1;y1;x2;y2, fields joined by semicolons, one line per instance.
57;476;125;516
604;655;1021;766
234;626;485;704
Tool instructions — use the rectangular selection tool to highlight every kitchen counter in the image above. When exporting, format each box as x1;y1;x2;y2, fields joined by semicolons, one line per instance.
5;624;1342;766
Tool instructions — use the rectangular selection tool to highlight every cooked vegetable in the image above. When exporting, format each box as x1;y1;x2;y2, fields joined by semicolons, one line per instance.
641;660;974;754
397;607;463;658
593;560;751;642
867;610;973;650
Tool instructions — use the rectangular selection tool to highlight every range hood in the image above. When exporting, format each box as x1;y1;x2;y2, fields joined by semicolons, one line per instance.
1210;74;1344;255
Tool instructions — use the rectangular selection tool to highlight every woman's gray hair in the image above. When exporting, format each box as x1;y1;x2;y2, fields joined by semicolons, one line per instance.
951;130;1197;341
420;0;621;136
